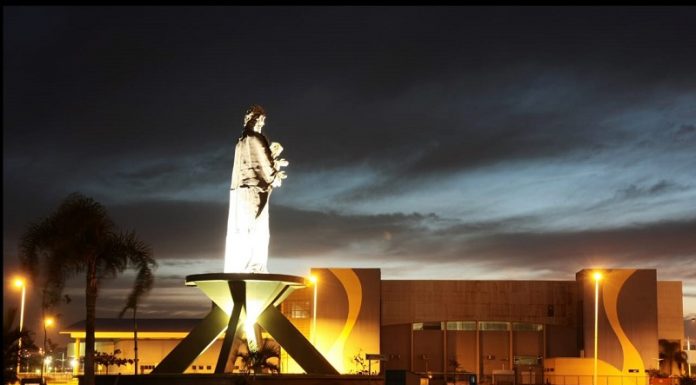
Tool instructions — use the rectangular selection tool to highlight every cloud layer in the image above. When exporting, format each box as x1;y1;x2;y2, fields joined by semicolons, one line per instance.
4;7;696;340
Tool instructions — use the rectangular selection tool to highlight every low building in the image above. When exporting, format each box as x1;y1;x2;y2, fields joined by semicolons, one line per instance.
61;318;217;374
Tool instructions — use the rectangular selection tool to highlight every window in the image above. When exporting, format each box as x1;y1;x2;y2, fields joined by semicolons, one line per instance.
446;321;477;331
286;300;310;319
191;365;196;370
512;322;543;332
413;322;443;330
514;356;540;365
479;321;509;331
198;365;204;370
206;365;212;370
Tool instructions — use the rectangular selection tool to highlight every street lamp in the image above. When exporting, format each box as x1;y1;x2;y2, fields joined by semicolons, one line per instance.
593;272;603;385
309;275;318;345
13;277;26;376
688;318;695;377
42;317;55;384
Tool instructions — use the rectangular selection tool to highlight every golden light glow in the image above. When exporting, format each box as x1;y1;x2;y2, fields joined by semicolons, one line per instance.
244;300;264;349
44;318;54;327
326;268;363;373
311;276;318;345
14;277;25;288
63;331;192;339
593;271;603;281
244;319;257;350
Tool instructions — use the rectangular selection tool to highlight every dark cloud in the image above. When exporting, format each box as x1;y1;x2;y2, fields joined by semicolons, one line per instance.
676;124;696;141
4;7;696;175
615;180;686;201
270;206;440;258
108;200;228;259
459;218;696;266
273;204;696;278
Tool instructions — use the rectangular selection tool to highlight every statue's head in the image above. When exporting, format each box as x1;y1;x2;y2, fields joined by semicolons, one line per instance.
244;105;266;133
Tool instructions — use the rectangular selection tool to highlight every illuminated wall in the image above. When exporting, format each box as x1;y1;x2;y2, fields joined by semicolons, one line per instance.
64;333;224;374
576;269;658;376
281;268;381;374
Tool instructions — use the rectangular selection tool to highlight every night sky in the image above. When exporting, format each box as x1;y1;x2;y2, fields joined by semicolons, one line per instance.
4;7;696;343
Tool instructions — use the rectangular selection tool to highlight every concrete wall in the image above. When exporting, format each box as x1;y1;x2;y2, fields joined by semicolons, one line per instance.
412;330;444;373
447;330;477;373
381;280;577;327
657;281;684;342
380;279;574;381
545;325;577;357
381;324;411;371
480;330;510;375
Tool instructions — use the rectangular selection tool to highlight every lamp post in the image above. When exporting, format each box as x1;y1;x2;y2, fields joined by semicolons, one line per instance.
14;278;26;376
688;318;695;377
42;317;54;384
593;272;603;385
309;275;318;345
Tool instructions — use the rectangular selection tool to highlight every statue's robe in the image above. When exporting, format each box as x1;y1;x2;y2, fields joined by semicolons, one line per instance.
224;130;276;273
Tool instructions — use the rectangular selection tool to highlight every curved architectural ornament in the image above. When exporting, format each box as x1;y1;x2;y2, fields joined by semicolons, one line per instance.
327;268;363;372
602;269;645;374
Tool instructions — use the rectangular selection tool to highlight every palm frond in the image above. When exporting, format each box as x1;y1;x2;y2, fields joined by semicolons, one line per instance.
118;230;156;318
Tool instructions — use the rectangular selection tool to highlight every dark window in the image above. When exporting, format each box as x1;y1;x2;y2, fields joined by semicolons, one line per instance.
422;322;442;330
547;305;554;317
414;322;443;330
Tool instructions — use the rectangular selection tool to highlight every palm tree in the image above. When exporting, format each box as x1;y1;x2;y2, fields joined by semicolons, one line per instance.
235;338;281;375
19;192;156;385
118;262;155;375
659;339;689;376
674;350;688;376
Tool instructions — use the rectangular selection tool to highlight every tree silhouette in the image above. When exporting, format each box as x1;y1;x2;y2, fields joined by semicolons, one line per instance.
659;339;689;376
90;349;134;374
235;338;280;375
4;308;36;384
20;193;156;385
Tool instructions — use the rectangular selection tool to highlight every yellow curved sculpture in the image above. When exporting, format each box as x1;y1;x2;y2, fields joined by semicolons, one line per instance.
602;269;645;374
326;268;363;373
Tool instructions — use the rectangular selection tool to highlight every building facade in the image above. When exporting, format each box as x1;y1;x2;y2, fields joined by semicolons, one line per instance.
61;268;685;383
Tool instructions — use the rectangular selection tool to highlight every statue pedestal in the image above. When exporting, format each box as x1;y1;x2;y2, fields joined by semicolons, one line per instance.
152;273;338;375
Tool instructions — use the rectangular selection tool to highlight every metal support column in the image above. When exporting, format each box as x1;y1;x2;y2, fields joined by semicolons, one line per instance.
215;281;246;373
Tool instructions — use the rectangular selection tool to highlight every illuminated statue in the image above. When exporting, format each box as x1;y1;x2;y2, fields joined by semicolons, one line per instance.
224;105;288;273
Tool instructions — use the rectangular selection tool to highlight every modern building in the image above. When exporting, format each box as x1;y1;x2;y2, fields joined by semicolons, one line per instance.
685;317;696;377
61;318;212;374
60;268;686;384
